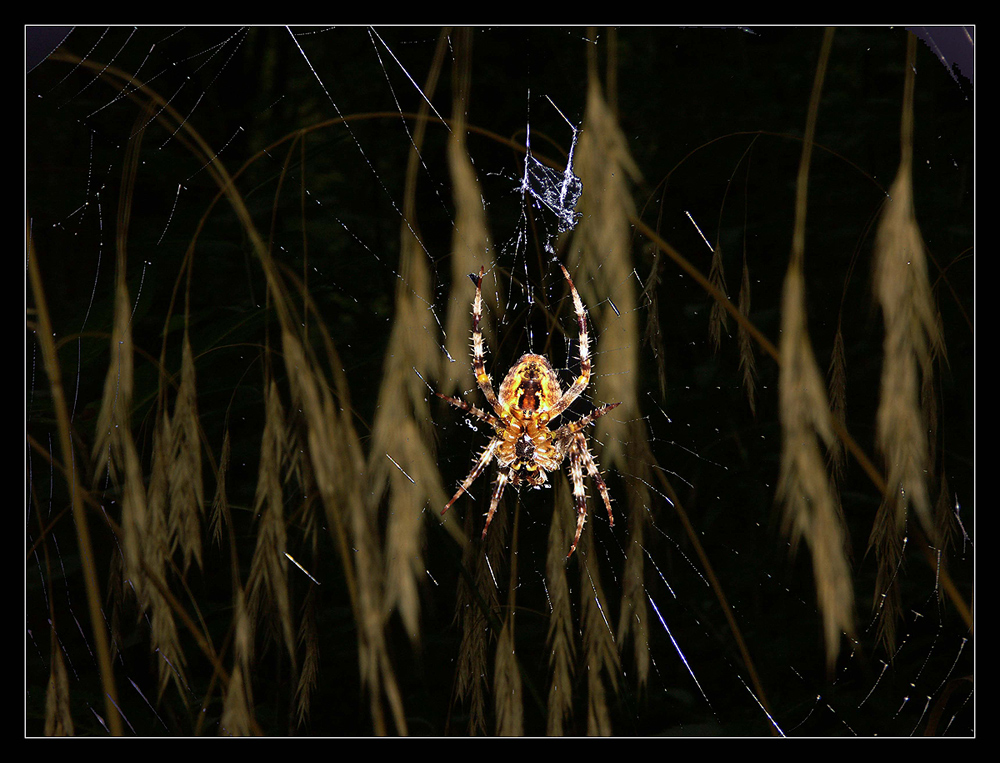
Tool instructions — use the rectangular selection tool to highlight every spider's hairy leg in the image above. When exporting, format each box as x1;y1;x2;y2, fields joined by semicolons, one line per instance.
434;391;502;431
550;264;592;418
558;401;622;438
443;437;501;515
577;433;614;529
471;267;502;415
482;470;510;542
567;441;589;558
565;434;615;558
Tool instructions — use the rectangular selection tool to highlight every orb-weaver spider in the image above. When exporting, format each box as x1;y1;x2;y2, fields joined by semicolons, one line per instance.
437;265;620;558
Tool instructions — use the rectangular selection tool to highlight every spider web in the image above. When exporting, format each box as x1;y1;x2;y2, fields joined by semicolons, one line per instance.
26;25;974;737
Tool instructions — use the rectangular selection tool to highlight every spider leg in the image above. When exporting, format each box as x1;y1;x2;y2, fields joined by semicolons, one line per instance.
549;264;592;418
443;437;501;515
435;391;503;432
576;433;614;528
482;470;510;541
567;439;589;557
470;267;504;417
556;401;622;438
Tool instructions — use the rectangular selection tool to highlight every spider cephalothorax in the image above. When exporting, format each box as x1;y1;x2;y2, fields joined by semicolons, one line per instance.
437;265;620;558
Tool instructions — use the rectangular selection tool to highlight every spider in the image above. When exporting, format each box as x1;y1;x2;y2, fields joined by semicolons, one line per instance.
437;264;620;558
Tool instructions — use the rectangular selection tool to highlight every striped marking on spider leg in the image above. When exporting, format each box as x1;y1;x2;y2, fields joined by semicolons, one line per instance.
470;267;502;412
482;470;510;541
443;437;500;515
551;265;592;418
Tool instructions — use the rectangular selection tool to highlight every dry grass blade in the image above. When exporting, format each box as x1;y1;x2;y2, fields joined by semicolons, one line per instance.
776;28;854;670
294;585;321;728
93;281;151;610
368;264;449;639
545;480;576;735
91;280;135;481
220;589;255;736
868;34;946;652
828;327;848;484
567;44;650;700
167;335;204;572
281;328;407;735
494;615;524;736
567;74;641;474
367;29;451;645
44;630;74;736
444;28;497;394
615;437;653;690
778;267;855;669
869;498;905;654
247;380;297;669
453;504;498;735
640;249;669;401
147;413;189;697
92;253;188;702
210;428;231;547
708;244;730;351
28;226;122;735
872;164;941;538
580;528;620;736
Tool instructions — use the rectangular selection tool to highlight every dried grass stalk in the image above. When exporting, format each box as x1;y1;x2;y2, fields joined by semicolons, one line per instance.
367;30;450;645
92;274;189;696
91;283;149;611
778;264;855;668
872;162;941;538
776;27;853;669
738;256;758;416
580;527;620;736
567;52;650;699
559;49;653;714
444;29;497;393
147;412;188;697
368;258;449;638
454;503;497;735
44;631;73;736
210;428;231;547
708;244;729;351
91;281;135;479
641;248;668;401
867;35;946;652
567;75;641;474
615;437;652;690
167;335;204;572
281;328;407;734
247;380;296;668
494;615;524;736
294;585;321;728
220;589;254;736
827;326;848;484
91;278;153;661
869;497;904;655
545;480;576;735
